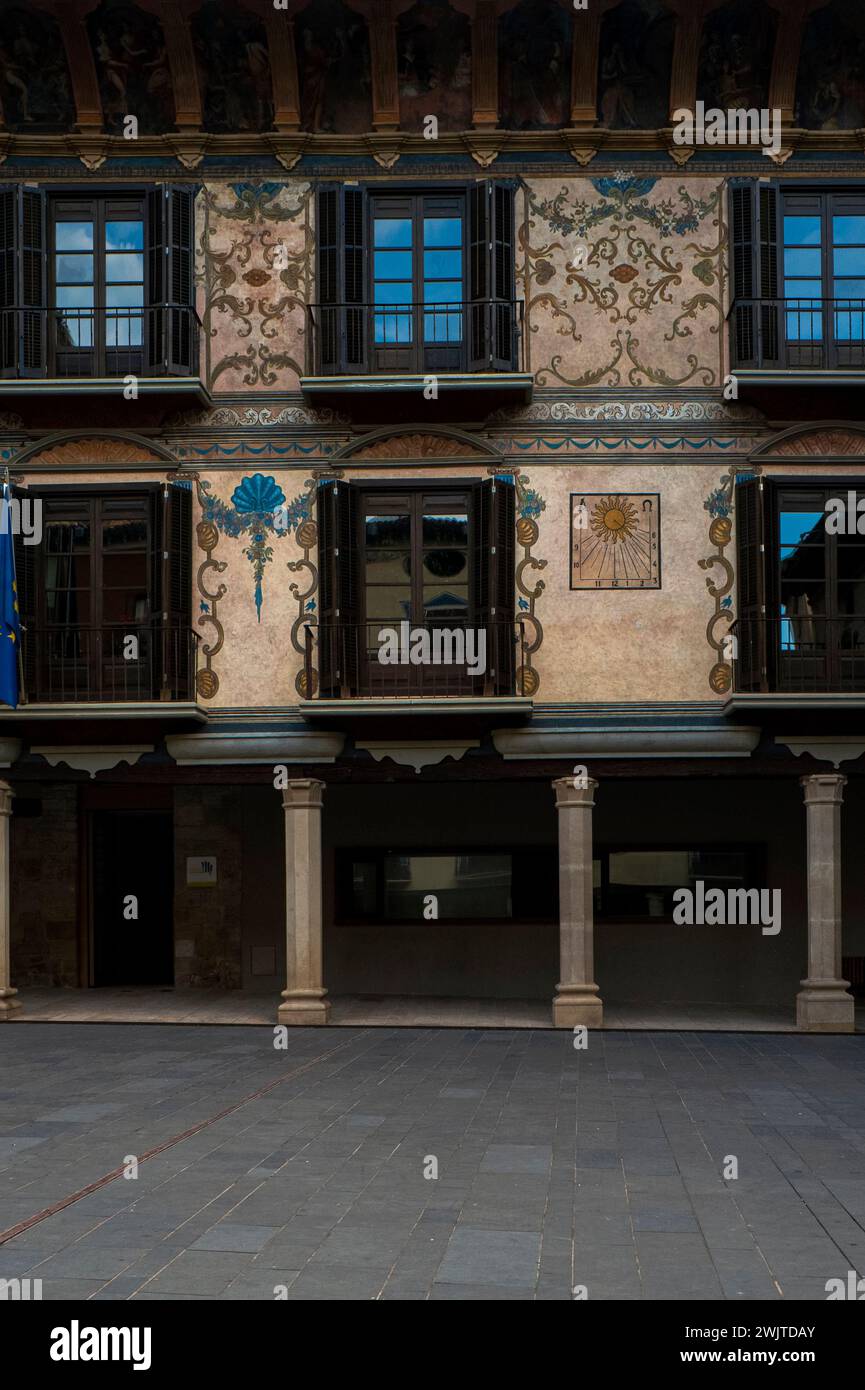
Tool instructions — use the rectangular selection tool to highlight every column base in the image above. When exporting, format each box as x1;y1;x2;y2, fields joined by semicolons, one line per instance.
796;979;855;1033
278;990;331;1027
552;985;603;1029
0;989;21;1019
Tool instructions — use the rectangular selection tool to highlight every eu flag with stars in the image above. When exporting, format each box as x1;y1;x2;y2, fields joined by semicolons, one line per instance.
0;485;20;709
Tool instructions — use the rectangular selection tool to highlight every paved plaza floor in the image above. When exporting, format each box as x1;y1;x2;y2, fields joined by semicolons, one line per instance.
1;1025;864;1301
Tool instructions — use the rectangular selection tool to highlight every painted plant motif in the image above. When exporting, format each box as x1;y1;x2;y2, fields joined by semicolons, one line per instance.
200;182;310;392
696;0;776;113
795;0;865;131
296;0;372;134
510;471;547;697
498;0;572;129
199;473;312;622
520;175;725;388
192;0;273;133
0;3;74;130
397;0;471;132
597;0;675;130
697;471;743;695
87;0;175;135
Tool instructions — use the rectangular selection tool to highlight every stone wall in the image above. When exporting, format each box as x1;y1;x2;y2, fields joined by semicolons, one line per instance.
173;786;243;988
11;784;78;986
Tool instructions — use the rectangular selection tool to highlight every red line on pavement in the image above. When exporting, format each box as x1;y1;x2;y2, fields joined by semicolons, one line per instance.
0;1035;359;1247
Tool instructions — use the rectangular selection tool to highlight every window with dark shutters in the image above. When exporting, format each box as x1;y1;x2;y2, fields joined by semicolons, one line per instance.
0;187;47;377
472;475;515;695
316;479;361;697
152;481;193;700
729;180;780;369
146;185;196;376
12;485;36;702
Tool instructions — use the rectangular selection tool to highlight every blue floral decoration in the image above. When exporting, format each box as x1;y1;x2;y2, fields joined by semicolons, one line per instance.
200;474;312;623
703;487;730;520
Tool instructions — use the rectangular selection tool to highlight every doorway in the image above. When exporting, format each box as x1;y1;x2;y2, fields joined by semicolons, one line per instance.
90;810;174;986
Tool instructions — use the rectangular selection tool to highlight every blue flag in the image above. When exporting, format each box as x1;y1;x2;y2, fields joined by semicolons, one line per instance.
0;486;21;709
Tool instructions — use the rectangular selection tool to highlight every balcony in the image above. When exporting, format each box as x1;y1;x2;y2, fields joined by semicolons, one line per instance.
0;305;208;401
299;620;533;728
16;624;200;707
725;616;865;724
730;297;865;393
300;299;532;420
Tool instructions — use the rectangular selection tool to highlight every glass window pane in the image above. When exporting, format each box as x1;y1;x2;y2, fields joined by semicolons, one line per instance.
779;511;825;547
350;861;377;917
837;540;865;580
366;548;410;584
107;284;144;307
424;218;462;247
424;280;461;303
103;554;147;589
384;853;511;920
367;585;411;622
784;216;821;246
373;250;412;280
424;249;461;279
423;512;468;547
56;285;94;307
833;278;865;298
102;519;147;549
423;550;467;581
365;514;411;548
105;221;144;252
374;218;412;248
784;248;821;277
46;521;90;553
105;252;144;283
55;222;94;251
784;279;822;300
374;281;412;305
833;216;865;245
55;254;93;285
424;308;462;342
374;312;412;344
833;249;865;278
423;583;468;621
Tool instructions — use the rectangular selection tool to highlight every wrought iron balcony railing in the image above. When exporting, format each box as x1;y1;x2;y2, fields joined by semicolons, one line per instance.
732;615;865;694
19;624;199;704
304;620;528;699
731;297;865;371
306;299;524;375
0;304;201;378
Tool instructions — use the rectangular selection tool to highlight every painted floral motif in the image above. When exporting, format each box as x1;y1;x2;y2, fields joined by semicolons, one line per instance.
520;177;725;389
200;473;312;622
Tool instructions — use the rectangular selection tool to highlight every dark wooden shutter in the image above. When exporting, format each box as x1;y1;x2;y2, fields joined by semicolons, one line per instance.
152;481;192;699
0;188;48;378
468;182;516;370
468;183;490;370
472;476;515;695
317;479;360;696
729;181;756;367
342;187;366;372
757;182;780;366
316;186;339;371
12;484;36;703
146;185;196;376
0;188;16;376
735;476;770;692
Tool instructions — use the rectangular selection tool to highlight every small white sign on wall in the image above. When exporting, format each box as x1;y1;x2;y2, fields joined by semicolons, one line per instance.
187;856;218;887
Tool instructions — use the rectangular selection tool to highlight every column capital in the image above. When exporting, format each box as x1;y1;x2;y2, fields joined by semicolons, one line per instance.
800;773;847;807
281;779;325;812
553;775;598;809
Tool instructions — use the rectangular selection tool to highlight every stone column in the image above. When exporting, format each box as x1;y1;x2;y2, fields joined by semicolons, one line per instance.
796;773;854;1033
552;776;602;1028
0;781;19;1019
279;779;330;1025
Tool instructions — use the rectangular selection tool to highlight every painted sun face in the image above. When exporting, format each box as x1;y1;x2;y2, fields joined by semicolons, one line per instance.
589;495;639;545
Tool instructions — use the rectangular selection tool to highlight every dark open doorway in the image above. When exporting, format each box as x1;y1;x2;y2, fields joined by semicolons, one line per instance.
90;810;174;987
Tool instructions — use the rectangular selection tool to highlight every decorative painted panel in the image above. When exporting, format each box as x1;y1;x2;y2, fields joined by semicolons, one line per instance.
0;3;74;131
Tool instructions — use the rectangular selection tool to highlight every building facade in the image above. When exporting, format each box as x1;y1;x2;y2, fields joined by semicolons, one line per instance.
0;0;863;1031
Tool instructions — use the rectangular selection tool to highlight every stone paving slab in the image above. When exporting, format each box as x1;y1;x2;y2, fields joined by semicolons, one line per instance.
0;1025;864;1299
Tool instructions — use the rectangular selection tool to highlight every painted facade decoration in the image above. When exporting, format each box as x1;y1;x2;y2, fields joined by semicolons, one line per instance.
571;493;660;590
513;471;546;697
696;0;776;113
520;176;725;389
86;0;175;135
498;0;572;129
199;182;310;394
795;0;865;131
0;2;74;131
295;0;372;134
397;0;472;132
192;0;273;134
698;471;739;695
198;473;312;623
597;0;675;130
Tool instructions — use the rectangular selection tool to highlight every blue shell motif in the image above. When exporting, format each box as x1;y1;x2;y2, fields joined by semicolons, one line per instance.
231;473;286;514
